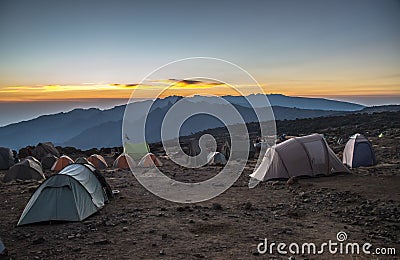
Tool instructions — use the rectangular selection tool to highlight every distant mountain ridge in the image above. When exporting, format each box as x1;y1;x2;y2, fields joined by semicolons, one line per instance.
0;94;370;150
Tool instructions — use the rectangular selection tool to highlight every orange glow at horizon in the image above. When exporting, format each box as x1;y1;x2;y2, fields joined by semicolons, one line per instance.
0;80;399;102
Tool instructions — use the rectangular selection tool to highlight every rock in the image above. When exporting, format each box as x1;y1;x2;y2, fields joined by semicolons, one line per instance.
244;202;253;210
32;237;45;245
159;249;165;255
286;177;298;186
212;203;223;210
122;227;128;232
193;253;205;258
93;239;111;245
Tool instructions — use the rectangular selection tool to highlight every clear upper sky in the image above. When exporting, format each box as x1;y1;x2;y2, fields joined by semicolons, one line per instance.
0;0;399;105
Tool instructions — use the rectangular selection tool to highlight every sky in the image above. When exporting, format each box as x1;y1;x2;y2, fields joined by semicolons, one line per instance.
0;0;399;125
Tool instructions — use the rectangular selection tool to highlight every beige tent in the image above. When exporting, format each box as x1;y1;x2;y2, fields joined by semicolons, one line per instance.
75;157;90;165
138;153;162;168
113;153;136;170
343;134;376;168
3;158;45;183
87;154;108;170
51;155;73;171
250;134;349;183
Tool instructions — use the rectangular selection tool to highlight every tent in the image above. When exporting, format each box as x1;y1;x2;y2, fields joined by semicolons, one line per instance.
138;153;162;168
51;155;73;171
41;154;58;170
207;152;227;166
250;134;349;183
0;147;15;170
221;139;256;160
75;157;90;165
87;154;108;170
343;134;376;168
32;142;60;161
3;158;45;183
17;163;110;225
124;142;150;161
113;153;136;169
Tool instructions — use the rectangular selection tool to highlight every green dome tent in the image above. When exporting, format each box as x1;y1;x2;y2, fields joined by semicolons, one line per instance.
18;163;111;225
124;142;150;161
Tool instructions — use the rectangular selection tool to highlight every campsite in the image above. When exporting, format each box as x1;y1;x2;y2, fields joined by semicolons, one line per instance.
0;111;399;259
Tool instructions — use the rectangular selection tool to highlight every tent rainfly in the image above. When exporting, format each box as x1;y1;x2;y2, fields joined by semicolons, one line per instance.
51;155;74;171
342;134;376;168
87;154;108;170
17;163;110;225
138;153;162;168
207;152;227;166
250;134;349;185
124;142;150;161
113;153;136;170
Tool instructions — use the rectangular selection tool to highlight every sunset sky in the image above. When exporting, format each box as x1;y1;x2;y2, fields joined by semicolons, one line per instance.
0;0;399;125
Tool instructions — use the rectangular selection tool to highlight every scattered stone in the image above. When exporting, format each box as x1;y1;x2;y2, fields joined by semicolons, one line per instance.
32;237;45;245
212;203;223;210
93;239;111;245
244;202;253;210
122;227;128;232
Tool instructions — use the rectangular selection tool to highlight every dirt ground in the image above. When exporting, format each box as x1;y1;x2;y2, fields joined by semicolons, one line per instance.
0;112;399;259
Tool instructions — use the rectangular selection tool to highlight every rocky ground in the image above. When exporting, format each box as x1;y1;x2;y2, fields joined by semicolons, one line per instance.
0;112;399;259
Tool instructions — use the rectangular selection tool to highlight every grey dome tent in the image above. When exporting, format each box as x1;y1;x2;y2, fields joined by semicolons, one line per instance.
3;158;44;183
342;134;376;168
17;163;110;226
207;152;227;166
75;157;90;165
250;134;350;185
0;147;15;170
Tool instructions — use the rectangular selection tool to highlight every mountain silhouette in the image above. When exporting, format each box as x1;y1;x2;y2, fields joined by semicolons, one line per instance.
0;94;369;150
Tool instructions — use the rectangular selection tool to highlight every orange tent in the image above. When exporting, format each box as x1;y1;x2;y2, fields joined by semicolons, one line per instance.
138;153;162;168
51;155;73;171
113;153;136;170
87;154;108;170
